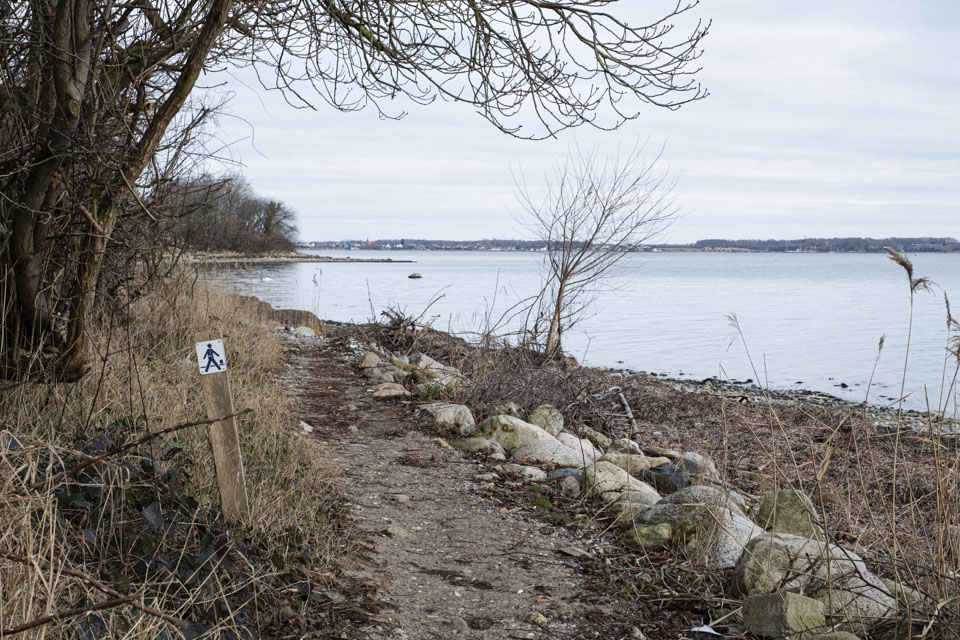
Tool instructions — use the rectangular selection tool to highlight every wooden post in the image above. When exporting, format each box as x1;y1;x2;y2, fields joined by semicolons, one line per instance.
196;339;250;522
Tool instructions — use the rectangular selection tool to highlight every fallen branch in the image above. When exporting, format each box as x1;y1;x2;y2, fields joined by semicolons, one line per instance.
0;596;133;636
0;549;187;629
19;408;253;493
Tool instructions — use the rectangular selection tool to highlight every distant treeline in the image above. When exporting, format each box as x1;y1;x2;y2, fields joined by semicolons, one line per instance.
167;176;298;253
686;237;960;253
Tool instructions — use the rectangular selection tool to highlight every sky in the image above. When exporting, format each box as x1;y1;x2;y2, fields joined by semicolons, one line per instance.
200;1;960;243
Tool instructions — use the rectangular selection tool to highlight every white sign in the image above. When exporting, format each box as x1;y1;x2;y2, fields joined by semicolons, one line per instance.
196;340;227;375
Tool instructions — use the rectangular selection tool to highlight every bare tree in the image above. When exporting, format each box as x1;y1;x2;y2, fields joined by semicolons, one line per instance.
519;145;677;359
0;0;708;381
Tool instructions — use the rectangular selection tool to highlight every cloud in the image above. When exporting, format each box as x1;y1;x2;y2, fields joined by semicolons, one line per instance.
201;1;960;242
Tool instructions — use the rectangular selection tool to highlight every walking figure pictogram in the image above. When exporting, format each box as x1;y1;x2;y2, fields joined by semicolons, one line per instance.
203;343;224;372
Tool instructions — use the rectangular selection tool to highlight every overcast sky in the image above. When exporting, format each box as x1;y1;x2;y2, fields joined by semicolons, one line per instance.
202;1;960;243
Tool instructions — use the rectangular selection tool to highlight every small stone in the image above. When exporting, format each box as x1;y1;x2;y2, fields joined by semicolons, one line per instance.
435;438;449;448
476;472;500;482
622;522;673;551
448;617;470;633
390;494;411;503
525;612;548;626
743;592;825;639
292;325;316;337
384;524;409;538
559;476;581;497
809;634;861;640
489;452;506;461
501;464;548;482
299;420;315;433
348;425;360;434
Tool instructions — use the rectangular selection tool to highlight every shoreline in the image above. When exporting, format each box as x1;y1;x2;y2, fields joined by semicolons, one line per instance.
191;252;415;265
604;367;960;435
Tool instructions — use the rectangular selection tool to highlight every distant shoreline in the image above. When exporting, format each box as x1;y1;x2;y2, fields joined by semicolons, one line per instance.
191;252;415;265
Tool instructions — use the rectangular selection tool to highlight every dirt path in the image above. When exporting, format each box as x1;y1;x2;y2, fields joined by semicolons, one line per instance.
284;338;643;640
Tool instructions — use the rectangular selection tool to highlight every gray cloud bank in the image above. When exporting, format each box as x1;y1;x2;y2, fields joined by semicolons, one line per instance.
202;0;960;243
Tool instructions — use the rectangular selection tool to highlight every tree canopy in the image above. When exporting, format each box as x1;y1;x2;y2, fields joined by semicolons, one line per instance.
0;0;708;380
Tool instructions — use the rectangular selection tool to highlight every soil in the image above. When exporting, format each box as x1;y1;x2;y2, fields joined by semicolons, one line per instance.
283;337;684;640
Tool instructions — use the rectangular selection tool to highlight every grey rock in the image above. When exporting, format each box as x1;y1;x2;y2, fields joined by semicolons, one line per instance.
608;438;642;455
299;420;315;433
360;351;382;368
384;524;409;538
599;452;671;476
638;485;762;568
501;464;548;482
547;467;584;482
292;325;316;337
580;426;612;450
557;432;602;461
372;383;410;398
476;472;500;482
480;415;560;453
743;592;826;639
810;633;862;640
623;522;673;551
559;476;581;497
512;439;588;467
417;402;476;431
526;404;564;437
489;452;506;461
584;461;658;503
642;463;693;494
756;489;824;541
676;451;721;483
732;532;896;630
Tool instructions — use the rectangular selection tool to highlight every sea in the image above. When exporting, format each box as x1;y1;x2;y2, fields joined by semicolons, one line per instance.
204;250;960;414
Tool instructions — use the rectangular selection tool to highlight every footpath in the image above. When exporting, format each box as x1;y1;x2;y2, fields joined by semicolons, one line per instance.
283;337;646;639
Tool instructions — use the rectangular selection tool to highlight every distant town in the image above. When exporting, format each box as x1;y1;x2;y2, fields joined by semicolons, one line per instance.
298;237;960;253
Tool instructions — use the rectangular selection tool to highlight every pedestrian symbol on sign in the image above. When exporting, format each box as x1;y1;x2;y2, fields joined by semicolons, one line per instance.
196;339;227;375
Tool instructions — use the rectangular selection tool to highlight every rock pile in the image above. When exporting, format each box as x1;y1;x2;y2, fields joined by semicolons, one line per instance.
354;346;924;639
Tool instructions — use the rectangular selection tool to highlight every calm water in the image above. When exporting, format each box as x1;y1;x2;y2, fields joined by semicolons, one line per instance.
206;250;960;413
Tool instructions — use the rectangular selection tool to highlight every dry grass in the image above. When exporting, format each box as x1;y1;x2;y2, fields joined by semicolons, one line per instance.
0;273;354;638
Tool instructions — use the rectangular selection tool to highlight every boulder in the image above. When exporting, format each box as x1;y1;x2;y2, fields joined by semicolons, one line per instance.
526;404;564;437
607;438;642;455
732;532;896;630
743;592;826;639
501;464;548;482
583;461;658;503
599;453;671;476
623;522;673;551
372;383;410;398
417;402;476;431
638;485;762;568
580;426;612;450
557;433;601;462
292;325;316;337
756;489;823;541
676;452;720;483
360;351;382;368
642;463;693;494
451;438;505;456
480;415;560;453
512;440;587;468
